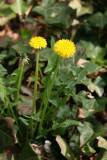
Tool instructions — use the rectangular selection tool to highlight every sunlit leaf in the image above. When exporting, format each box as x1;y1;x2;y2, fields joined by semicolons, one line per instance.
87;76;106;97
56;135;74;160
11;0;30;16
97;136;107;150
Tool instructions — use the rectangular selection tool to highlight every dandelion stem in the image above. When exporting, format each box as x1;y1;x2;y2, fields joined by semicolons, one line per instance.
38;57;61;135
16;61;24;112
32;50;39;116
31;50;39;137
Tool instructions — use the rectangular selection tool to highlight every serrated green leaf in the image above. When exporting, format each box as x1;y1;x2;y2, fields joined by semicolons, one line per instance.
19;117;29;126
0;78;7;101
0;64;7;77
12;39;32;55
39;47;58;73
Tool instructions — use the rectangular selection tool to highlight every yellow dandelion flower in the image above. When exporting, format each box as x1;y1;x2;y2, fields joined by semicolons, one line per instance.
54;39;76;58
29;36;47;49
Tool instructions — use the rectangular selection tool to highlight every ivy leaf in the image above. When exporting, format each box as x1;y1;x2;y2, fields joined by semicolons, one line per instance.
69;0;93;17
11;0;30;16
97;136;107;150
85;117;106;137
79;41;106;65
82;143;96;156
83;62;101;74
88;12;107;29
78;121;94;147
52;119;83;130
33;2;74;26
87;76;106;97
82;97;107;117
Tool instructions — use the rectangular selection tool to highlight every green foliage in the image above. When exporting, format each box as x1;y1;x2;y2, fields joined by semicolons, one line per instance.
78;121;94;147
17;143;37;160
0;0;107;159
69;0;93;17
0;4;16;26
0;120;14;153
33;1;74;25
88;11;107;29
79;41;107;66
11;0;30;17
0;78;7;102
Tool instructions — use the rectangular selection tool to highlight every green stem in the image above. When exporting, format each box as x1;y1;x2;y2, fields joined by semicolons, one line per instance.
5;96;22;138
33;72;52;136
38;57;61;134
31;50;39;137
32;50;39;116
16;61;24;112
45;104;53;120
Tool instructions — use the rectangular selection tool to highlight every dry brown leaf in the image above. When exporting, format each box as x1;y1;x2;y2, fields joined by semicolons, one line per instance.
25;5;33;18
21;85;33;96
4;144;20;160
0;25;19;41
78;107;85;119
87;68;107;79
31;144;44;155
18;104;32;115
2;117;17;143
77;58;89;68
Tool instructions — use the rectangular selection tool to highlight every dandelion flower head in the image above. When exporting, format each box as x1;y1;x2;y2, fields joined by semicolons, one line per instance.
54;39;76;58
29;36;47;49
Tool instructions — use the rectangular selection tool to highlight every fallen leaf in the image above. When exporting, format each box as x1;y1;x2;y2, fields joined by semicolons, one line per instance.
87;68;107;79
78;107;85;119
21;85;33;96
77;58;89;68
2;117;17;143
